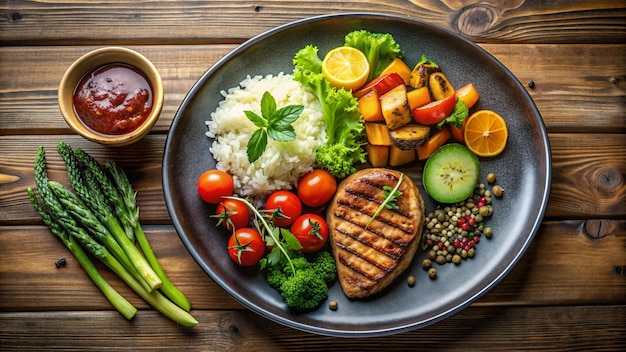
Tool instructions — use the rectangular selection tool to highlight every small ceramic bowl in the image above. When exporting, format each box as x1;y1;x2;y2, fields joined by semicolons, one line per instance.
58;47;163;146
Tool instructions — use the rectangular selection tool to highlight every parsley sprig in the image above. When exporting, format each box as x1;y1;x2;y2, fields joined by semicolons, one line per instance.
365;173;404;229
244;91;304;163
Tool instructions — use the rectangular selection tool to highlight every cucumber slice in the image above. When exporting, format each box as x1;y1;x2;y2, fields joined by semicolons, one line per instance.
423;143;480;204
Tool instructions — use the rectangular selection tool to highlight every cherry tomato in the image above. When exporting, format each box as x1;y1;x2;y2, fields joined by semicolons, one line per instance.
290;214;329;253
412;94;456;125
265;190;302;227
214;198;251;232
197;170;234;204
227;228;265;266
297;169;337;207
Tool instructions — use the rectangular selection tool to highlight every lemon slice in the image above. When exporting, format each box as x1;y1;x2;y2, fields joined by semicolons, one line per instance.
322;46;370;91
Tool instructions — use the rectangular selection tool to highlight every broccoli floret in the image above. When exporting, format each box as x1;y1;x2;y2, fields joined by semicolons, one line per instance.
310;250;337;283
266;264;289;290
280;269;328;313
290;255;309;269
264;250;336;313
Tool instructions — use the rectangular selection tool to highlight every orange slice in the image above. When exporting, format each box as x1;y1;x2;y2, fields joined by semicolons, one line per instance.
463;110;509;157
322;46;370;91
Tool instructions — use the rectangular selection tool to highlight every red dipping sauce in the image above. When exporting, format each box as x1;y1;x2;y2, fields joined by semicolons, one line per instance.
73;63;153;135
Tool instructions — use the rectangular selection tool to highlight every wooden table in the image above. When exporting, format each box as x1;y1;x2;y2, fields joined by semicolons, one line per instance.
1;1;625;350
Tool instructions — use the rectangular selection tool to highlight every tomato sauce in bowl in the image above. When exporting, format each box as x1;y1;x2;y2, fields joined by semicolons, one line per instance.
73;63;153;135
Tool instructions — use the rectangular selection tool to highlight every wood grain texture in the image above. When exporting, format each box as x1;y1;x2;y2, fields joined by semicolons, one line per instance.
1;0;625;45
1;1;625;348
1;133;624;226
2;221;624;312
1;306;624;351
1;44;624;135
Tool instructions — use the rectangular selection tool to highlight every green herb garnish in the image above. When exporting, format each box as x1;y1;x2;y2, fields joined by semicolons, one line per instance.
244;91;304;163
365;173;404;229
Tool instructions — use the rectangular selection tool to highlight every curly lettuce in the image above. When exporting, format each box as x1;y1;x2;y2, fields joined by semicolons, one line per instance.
344;30;404;81
293;45;366;179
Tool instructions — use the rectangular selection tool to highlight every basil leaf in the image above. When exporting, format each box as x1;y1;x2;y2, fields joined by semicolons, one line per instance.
260;91;277;118
244;110;267;128
247;128;268;163
245;91;304;163
267;125;296;142
271;105;304;125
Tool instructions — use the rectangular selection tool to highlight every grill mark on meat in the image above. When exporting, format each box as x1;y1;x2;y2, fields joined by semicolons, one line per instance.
344;187;412;218
332;208;410;252
328;168;424;299
335;242;393;281
334;226;401;260
335;196;414;236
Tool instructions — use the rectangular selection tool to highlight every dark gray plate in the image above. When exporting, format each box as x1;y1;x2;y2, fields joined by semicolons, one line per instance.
163;13;551;337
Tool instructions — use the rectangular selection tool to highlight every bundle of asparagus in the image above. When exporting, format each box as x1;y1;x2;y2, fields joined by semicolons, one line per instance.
28;141;197;326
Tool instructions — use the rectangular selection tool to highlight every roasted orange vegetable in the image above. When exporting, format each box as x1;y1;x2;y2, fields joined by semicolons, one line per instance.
407;87;431;110
416;127;451;160
365;144;390;167
389;145;416;166
358;90;384;122
365;123;392;146
378;58;412;85
456;83;480;109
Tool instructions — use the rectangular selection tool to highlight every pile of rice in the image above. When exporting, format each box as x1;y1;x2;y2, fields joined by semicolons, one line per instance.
206;73;326;199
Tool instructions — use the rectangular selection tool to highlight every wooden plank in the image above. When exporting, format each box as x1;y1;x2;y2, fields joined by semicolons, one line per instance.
0;305;624;350
2;1;625;45
1;44;624;135
1;132;624;225
0;225;241;311
545;133;626;218
1;220;624;312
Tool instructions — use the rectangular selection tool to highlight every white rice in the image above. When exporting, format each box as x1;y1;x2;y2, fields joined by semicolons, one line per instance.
205;73;326;199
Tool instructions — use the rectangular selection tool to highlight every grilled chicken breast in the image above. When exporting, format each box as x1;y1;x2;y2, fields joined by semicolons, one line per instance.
327;168;424;299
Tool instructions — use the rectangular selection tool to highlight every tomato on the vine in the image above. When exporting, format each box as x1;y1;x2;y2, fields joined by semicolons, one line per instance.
213;198;250;232
297;169;337;207
197;170;234;204
265;190;302;227
227;228;265;266
290;213;329;253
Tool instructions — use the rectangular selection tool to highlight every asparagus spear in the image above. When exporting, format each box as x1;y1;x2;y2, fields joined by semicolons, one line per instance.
33;146;197;326
45;181;197;326
73;146;135;242
106;159;192;311
74;143;189;310
28;156;137;320
56;142;162;291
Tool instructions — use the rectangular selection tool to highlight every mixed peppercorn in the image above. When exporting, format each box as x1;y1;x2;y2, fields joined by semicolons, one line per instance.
419;174;503;279
54;256;67;268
